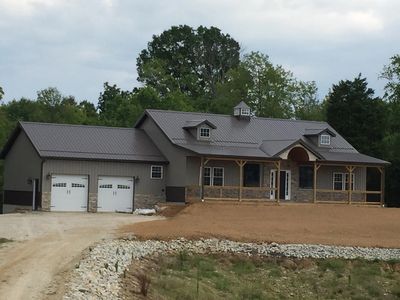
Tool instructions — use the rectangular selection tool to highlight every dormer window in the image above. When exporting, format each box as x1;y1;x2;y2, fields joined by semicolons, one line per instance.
199;127;210;139
320;134;331;146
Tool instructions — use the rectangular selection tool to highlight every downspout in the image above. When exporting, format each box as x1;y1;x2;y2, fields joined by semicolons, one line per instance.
39;159;45;210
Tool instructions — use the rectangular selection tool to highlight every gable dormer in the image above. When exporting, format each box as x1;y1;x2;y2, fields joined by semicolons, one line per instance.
304;128;336;147
183;119;216;141
233;101;251;119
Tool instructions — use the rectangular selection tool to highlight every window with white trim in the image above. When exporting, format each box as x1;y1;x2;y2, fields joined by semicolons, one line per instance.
203;167;224;186
333;172;355;190
151;165;163;179
320;134;331;146
241;108;250;116
199;127;210;139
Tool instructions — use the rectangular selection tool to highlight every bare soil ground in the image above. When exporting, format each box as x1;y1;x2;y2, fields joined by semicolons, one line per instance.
121;202;400;248
0;212;160;300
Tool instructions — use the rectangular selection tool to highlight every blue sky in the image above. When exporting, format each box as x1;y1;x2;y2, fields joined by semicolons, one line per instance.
0;0;399;103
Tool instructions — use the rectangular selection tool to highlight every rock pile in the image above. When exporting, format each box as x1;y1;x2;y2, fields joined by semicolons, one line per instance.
64;238;400;299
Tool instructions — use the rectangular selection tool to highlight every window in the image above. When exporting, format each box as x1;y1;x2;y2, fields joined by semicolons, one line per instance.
299;166;313;189
213;167;224;186
333;173;355;190
320;134;331;146
241;108;250;116
99;184;112;189
203;167;224;186
243;164;260;187
71;183;85;188
204;167;211;186
151;165;163;179
117;184;130;189
199;127;210;139
53;182;66;188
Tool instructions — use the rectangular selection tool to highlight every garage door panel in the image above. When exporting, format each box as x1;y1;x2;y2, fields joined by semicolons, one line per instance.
51;175;88;212
97;176;133;213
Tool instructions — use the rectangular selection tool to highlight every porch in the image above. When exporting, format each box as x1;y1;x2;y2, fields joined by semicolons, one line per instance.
185;147;385;205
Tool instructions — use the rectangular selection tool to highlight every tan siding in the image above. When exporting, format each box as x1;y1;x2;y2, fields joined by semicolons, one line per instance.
4;131;42;191
42;159;166;199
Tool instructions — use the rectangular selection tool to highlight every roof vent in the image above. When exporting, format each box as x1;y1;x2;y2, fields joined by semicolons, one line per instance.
233;101;251;119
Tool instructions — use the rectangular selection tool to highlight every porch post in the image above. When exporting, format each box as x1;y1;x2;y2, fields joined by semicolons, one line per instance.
313;162;320;203
346;166;355;205
200;157;204;201
276;160;281;204
236;160;246;202
379;166;385;206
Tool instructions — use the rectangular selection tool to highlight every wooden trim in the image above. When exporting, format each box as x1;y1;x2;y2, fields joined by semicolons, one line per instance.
206;157;277;164
276;160;281;204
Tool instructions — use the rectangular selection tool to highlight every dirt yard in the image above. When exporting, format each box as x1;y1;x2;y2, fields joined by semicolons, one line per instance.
121;203;400;248
0;212;160;300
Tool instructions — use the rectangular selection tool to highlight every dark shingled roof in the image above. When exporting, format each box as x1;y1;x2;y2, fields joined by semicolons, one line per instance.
0;122;167;163
136;109;389;165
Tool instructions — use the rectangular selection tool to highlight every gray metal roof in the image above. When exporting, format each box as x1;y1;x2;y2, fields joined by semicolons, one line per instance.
234;101;251;110
182;119;217;129
138;109;389;165
304;128;336;137
1;122;167;163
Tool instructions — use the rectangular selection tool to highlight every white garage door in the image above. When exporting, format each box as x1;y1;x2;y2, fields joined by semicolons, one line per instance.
51;175;88;212
97;176;134;213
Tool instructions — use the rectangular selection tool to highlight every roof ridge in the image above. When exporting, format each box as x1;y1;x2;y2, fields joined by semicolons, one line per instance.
20;121;136;131
146;109;328;124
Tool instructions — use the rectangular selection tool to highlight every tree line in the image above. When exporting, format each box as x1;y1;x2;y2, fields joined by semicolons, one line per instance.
0;25;399;205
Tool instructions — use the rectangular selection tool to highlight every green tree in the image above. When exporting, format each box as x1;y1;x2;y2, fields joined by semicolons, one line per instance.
211;66;253;114
137;25;240;110
325;74;386;156
97;83;143;127
380;55;400;206
381;55;400;103
241;52;320;119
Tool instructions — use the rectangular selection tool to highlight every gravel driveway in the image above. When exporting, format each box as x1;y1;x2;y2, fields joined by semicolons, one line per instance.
0;212;159;300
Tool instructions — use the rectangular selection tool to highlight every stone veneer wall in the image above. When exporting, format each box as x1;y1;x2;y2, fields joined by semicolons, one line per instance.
88;193;97;213
40;191;165;212
134;194;165;209
41;192;51;211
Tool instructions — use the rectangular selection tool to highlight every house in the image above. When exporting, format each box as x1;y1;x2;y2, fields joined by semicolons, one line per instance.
0;102;389;213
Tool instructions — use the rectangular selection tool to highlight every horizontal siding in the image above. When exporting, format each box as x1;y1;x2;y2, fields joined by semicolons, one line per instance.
42;159;166;198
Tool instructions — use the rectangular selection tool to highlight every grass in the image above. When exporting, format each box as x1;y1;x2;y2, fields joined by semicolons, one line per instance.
129;253;400;300
0;237;12;245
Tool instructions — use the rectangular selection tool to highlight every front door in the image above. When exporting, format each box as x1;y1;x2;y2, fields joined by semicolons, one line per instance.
270;170;291;200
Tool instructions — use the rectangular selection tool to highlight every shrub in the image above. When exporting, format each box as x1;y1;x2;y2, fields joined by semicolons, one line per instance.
137;272;151;297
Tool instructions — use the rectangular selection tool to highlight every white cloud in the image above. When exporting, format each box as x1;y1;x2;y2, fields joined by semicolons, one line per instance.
0;0;399;102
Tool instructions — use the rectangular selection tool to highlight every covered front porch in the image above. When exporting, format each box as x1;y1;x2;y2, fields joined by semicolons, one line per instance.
185;146;385;205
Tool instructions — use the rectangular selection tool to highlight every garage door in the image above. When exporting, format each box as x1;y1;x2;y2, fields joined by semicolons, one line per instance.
97;176;134;212
51;175;88;211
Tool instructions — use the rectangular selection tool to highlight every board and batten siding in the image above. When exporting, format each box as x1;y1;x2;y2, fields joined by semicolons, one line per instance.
4;131;42;192
41;159;166;197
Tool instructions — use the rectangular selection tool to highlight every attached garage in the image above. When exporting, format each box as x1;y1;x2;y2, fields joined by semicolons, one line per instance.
0;121;167;213
50;175;88;212
97;176;134;213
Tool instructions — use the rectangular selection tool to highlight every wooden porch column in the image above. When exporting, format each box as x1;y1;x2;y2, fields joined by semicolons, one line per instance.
275;160;281;204
199;157;204;201
379;167;385;206
313;162;320;203
346;166;355;205
236;160;247;201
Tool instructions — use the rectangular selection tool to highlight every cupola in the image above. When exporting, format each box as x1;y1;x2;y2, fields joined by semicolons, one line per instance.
233;101;251;119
